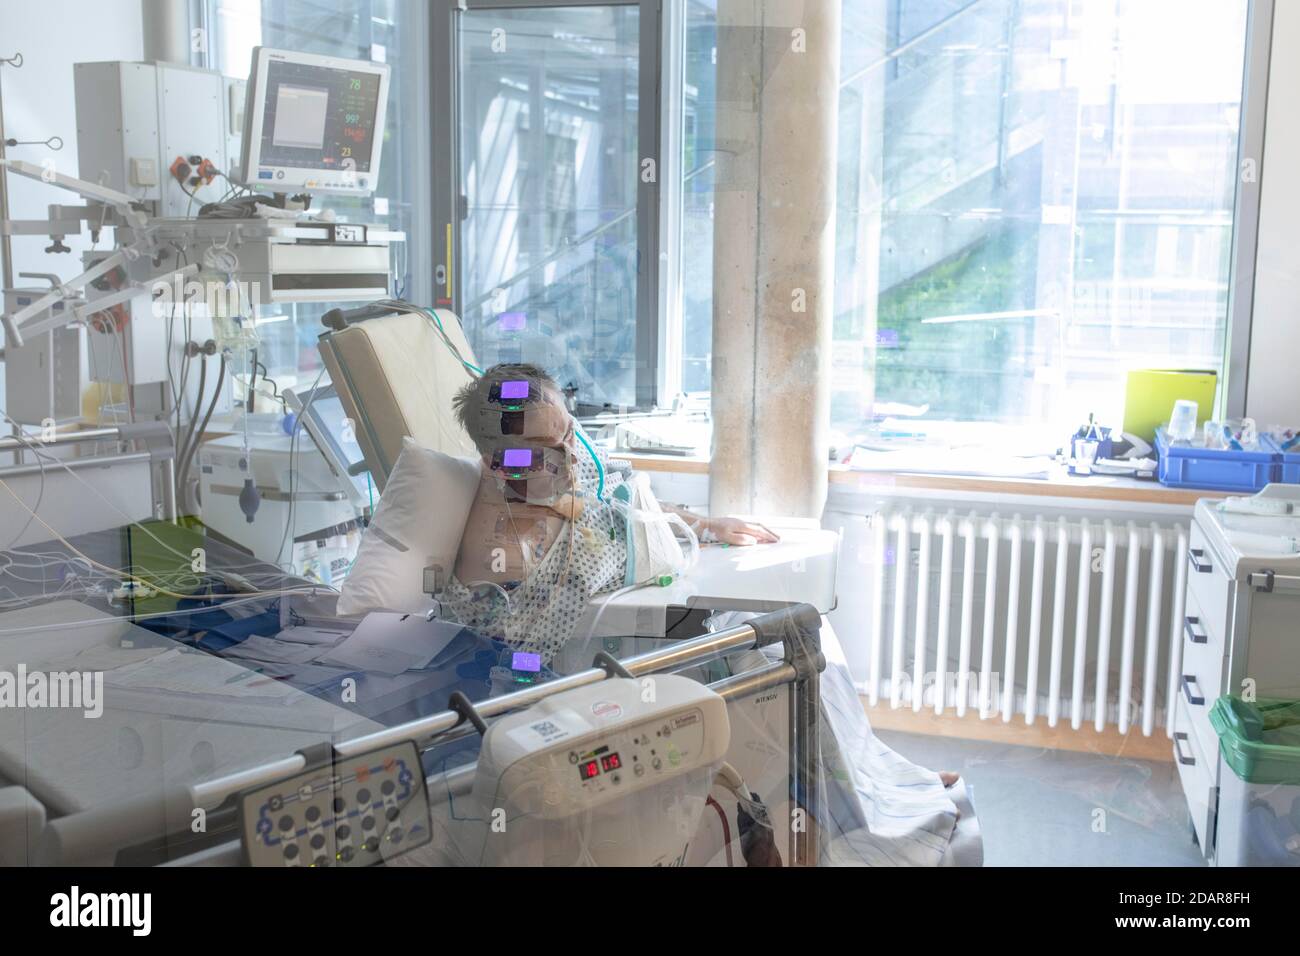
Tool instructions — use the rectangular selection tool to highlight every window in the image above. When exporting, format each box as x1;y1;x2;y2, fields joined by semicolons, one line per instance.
202;0;426;393
678;0;1253;443
453;3;644;409
435;0;661;412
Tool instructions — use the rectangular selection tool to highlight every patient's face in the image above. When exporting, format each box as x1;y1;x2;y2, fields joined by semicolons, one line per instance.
519;388;573;447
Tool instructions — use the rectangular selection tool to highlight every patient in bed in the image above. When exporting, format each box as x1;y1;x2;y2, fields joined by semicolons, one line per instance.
436;364;980;865
438;363;776;664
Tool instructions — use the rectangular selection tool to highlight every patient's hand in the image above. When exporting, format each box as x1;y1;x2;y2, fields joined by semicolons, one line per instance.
705;517;780;547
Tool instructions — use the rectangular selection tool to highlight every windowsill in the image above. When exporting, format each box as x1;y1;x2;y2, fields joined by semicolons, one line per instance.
621;452;1228;508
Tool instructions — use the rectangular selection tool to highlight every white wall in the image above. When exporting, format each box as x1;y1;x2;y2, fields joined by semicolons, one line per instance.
1245;1;1300;424
0;0;145;398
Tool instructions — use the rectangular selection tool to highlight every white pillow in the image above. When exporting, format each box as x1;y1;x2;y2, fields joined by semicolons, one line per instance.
338;437;481;616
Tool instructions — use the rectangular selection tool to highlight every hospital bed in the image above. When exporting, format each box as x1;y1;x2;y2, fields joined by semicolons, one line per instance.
308;302;979;866
0;302;978;866
0;512;833;865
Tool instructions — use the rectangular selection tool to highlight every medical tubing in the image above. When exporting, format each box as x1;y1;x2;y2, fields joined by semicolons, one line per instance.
421;306;483;375
605;495;700;576
176;354;207;494
178;353;226;501
574;427;605;500
0;587;334;636
581;581;651;646
463;578;514;615
0;409;285;577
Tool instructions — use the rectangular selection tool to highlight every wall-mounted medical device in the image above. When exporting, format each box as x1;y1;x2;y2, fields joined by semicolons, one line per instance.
74;60;245;219
469;675;729;866
239;47;390;196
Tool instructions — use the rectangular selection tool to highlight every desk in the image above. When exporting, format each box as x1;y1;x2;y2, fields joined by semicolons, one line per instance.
579;517;839;639
621;453;1227;509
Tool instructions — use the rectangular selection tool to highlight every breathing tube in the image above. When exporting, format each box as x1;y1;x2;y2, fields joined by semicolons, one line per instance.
573;426;606;502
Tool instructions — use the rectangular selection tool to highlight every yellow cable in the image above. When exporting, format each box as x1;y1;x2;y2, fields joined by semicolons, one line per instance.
0;475;323;604
0;476;194;599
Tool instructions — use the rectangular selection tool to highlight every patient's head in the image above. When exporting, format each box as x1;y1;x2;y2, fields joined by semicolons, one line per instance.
452;363;572;459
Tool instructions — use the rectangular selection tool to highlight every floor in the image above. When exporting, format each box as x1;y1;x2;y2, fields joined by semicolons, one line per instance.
875;728;1206;866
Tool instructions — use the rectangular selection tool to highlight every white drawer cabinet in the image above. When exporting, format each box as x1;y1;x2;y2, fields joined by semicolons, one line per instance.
1175;492;1300;863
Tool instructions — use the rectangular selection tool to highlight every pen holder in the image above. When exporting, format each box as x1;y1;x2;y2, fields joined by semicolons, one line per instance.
1066;427;1113;476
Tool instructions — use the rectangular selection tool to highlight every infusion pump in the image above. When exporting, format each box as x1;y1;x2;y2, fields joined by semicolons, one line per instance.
470;675;730;866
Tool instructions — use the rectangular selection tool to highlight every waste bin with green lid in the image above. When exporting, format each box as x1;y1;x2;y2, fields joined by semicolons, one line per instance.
1209;697;1300;866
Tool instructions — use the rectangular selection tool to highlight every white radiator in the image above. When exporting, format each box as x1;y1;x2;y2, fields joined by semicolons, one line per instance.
862;509;1190;737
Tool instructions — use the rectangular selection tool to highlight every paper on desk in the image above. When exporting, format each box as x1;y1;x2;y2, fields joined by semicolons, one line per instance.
222;635;326;666
315;613;467;676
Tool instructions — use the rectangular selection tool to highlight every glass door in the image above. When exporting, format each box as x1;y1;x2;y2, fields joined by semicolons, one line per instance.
435;0;658;410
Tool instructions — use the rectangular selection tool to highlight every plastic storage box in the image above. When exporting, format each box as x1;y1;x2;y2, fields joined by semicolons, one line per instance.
1209;697;1300;866
1261;433;1300;485
1155;426;1278;493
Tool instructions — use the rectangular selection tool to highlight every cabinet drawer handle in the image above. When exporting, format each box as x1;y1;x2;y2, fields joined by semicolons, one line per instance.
1182;674;1206;707
1183;616;1208;645
1173;731;1196;767
1187;547;1212;574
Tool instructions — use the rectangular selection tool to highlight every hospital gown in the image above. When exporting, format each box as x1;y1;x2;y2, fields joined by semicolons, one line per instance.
439;448;633;664
438;450;980;865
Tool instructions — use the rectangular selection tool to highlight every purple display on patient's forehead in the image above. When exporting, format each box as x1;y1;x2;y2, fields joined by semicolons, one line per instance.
502;448;533;468
500;380;530;400
497;312;526;331
511;651;542;672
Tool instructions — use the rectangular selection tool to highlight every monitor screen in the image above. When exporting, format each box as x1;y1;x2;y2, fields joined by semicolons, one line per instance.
295;386;371;503
271;85;330;150
258;59;381;173
242;48;390;195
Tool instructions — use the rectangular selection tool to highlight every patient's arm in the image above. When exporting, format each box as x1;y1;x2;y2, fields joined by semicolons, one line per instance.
660;504;780;547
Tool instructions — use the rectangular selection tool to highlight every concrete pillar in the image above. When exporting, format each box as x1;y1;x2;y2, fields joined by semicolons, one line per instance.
709;0;840;519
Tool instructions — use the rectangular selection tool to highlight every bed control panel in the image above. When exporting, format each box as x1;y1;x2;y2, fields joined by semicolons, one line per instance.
474;676;730;819
239;740;431;867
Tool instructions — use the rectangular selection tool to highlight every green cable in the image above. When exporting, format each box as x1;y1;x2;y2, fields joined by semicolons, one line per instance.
422;306;483;375
574;427;606;501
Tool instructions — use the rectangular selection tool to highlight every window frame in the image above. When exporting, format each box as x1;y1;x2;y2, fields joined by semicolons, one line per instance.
430;0;664;410
1223;0;1274;419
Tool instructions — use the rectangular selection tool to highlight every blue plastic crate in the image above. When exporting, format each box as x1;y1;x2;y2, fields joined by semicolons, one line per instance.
1155;426;1278;493
1262;433;1300;484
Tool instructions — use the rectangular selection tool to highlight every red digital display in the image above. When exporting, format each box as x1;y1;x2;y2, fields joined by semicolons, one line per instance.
601;753;622;772
579;760;600;781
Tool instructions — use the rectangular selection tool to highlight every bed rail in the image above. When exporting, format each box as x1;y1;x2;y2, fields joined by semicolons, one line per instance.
134;603;824;867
